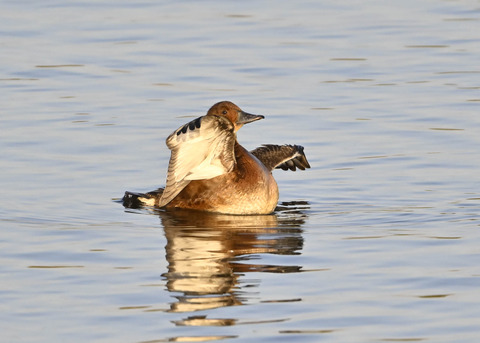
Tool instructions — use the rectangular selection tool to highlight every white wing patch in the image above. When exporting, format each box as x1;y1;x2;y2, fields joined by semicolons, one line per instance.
158;115;236;207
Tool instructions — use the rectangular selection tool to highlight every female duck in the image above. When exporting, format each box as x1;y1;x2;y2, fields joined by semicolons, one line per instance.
123;101;310;214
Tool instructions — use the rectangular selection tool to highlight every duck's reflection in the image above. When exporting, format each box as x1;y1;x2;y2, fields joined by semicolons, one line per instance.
159;202;308;317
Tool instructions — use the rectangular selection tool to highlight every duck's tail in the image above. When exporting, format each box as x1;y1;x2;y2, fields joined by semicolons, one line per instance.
122;188;164;208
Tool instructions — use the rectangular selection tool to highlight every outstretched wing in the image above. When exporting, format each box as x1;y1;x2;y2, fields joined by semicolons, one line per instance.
250;144;311;172
158;115;236;207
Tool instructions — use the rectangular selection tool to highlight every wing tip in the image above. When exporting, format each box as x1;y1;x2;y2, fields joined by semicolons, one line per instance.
276;144;311;171
251;144;311;172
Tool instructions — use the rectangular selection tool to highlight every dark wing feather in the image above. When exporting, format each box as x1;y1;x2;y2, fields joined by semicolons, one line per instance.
250;144;311;172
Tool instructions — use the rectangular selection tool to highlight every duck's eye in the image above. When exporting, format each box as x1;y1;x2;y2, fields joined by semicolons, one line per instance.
222;110;227;115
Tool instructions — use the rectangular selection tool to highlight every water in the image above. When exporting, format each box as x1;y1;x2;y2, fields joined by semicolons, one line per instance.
1;0;480;342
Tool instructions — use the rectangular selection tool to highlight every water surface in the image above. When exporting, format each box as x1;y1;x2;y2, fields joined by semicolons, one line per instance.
1;1;480;342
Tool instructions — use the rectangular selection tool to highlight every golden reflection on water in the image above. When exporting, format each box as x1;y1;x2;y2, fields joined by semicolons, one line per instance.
158;203;307;317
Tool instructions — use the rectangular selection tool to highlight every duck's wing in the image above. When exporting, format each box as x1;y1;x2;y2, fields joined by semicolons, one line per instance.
158;115;236;207
250;144;311;172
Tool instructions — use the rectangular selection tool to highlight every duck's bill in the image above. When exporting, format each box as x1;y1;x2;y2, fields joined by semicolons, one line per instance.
237;111;265;125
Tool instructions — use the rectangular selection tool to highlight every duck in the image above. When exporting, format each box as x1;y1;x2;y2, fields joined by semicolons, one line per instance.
123;101;310;215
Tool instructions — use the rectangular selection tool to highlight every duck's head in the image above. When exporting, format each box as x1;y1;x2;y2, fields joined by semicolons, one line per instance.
206;101;264;132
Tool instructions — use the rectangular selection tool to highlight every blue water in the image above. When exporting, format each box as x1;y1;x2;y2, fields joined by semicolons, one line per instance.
1;1;480;342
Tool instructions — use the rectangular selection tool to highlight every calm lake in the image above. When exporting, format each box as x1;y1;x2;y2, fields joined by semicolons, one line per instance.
1;0;480;342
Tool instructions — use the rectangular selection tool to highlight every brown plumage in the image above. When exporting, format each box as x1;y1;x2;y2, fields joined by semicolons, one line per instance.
123;101;310;214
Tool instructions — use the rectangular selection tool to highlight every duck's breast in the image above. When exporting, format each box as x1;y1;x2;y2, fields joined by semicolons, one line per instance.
167;145;279;214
